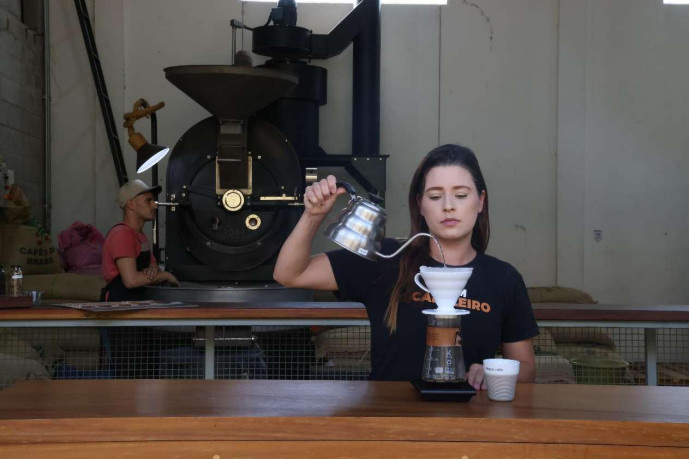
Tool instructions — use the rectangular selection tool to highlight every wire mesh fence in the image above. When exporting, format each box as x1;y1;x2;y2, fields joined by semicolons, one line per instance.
657;328;689;386
1;325;688;389
534;327;646;385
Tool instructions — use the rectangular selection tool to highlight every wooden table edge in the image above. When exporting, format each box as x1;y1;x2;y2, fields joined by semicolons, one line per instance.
1;416;688;448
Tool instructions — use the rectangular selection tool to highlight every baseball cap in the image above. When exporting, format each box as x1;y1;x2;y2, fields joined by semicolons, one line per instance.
117;179;162;209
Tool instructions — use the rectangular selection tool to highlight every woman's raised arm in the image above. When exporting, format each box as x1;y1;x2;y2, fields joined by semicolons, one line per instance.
273;175;345;291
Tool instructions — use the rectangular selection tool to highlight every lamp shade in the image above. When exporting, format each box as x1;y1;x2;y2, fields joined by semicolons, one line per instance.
136;143;170;173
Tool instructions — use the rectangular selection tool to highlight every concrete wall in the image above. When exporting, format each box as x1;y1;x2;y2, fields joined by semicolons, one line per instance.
46;0;689;304
439;0;558;287
558;0;689;303
0;0;45;221
49;0;123;235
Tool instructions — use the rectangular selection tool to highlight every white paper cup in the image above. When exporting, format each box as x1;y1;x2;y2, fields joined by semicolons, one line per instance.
483;358;520;401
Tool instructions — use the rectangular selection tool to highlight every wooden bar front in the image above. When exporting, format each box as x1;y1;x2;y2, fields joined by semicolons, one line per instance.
0;380;688;457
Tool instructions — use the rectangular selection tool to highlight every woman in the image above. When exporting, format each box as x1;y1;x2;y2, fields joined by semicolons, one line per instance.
274;144;538;388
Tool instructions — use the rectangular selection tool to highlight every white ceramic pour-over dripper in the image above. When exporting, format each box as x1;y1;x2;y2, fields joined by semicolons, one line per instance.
414;267;473;315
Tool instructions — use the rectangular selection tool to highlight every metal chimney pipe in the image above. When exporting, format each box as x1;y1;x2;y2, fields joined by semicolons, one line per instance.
352;0;381;157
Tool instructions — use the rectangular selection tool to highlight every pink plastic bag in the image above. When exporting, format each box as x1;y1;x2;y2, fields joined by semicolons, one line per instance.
58;221;105;272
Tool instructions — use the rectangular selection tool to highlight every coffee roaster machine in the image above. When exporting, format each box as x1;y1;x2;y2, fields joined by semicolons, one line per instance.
147;0;387;303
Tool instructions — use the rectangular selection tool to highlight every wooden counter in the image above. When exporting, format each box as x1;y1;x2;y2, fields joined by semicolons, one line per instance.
532;303;689;322
0;380;688;457
2;302;688;322
0;301;368;321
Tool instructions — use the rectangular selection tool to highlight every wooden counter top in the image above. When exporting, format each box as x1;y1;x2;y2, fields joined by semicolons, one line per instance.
532;303;689;322
0;301;368;321
0;380;688;457
2;379;688;422
1;302;688;323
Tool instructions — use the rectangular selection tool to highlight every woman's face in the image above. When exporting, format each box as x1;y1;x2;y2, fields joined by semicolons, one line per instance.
417;165;485;245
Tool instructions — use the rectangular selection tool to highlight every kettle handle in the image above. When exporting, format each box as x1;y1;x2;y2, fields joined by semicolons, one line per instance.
335;181;358;201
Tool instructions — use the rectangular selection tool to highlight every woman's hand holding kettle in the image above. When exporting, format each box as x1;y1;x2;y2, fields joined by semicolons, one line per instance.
304;175;346;217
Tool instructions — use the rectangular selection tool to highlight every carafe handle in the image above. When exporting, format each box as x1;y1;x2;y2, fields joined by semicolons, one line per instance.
335;181;358;201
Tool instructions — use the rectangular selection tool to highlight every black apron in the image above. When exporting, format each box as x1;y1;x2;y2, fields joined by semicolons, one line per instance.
101;223;152;302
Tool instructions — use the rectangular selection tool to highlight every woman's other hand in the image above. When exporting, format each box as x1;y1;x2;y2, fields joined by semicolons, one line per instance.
467;363;487;390
303;175;345;217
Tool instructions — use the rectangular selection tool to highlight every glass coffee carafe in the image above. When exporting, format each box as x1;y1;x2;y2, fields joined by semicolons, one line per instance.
421;311;469;382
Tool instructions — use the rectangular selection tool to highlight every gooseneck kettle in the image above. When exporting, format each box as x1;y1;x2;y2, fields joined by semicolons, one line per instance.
324;181;445;263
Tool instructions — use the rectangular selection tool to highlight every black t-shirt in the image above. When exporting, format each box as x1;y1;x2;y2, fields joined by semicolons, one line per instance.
327;238;539;381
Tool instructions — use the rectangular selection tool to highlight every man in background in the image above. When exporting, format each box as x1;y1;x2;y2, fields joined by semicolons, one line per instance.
101;180;179;301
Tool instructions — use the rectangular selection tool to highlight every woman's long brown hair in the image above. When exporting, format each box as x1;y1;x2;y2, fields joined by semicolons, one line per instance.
385;144;490;332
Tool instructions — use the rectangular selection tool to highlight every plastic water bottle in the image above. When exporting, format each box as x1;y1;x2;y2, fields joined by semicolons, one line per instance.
10;265;23;297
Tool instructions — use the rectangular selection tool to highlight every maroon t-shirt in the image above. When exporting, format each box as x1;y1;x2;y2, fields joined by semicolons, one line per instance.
101;224;156;283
